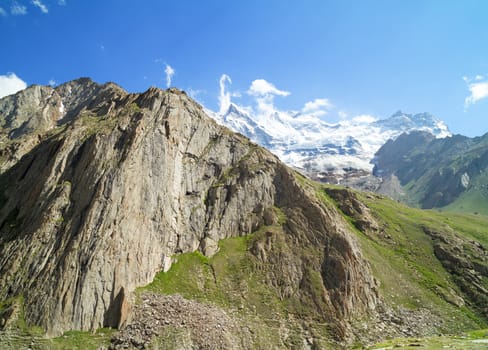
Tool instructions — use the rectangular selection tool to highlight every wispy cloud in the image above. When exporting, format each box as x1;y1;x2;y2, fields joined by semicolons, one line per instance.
246;79;290;116
464;75;488;108
48;79;56;87
58;0;66;5
164;64;175;88
218;74;232;114
302;98;332;116
0;7;7;16
11;2;27;15
216;75;345;123
248;79;290;97
0;73;27;98
32;0;48;13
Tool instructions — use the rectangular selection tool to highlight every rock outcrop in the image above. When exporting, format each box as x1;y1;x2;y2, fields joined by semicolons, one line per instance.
0;79;380;339
424;227;488;316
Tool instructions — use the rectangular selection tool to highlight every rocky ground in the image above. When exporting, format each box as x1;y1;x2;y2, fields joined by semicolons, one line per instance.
110;293;245;349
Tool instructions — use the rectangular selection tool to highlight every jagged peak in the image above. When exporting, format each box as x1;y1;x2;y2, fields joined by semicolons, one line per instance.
56;77;97;90
55;77;127;96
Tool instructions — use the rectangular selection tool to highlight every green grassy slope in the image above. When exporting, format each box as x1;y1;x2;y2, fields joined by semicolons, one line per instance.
441;171;488;215
369;329;488;349
323;185;487;332
137;210;337;349
1;182;487;349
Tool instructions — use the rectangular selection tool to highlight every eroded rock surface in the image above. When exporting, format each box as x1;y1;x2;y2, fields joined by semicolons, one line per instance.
0;80;380;340
424;227;488;316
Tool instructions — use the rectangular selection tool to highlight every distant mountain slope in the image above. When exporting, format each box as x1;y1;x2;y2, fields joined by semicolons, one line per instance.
373;130;488;214
208;106;450;182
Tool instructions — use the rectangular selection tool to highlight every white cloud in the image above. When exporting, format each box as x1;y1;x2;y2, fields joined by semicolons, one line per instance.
464;75;488;107
0;7;7;16
32;0;48;13
302;98;332;116
58;0;66;5
164;64;175;88
11;2;27;15
248;79;290;97
218;74;232;114
48;79;56;87
246;79;290;117
338;110;348;119
352;114;378;124
0;73;27;98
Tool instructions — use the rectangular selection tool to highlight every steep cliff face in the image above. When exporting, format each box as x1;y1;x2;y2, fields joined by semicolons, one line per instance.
0;79;380;338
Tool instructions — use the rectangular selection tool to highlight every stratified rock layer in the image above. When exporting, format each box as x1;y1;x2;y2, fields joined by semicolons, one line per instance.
0;80;380;337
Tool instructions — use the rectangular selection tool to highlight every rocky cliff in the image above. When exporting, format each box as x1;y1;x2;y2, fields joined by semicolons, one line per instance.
0;79;381;340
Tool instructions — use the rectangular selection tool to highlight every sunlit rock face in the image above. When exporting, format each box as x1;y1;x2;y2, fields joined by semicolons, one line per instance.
0;79;380;338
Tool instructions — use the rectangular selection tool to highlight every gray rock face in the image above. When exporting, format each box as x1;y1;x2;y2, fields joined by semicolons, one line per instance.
0;80;380;338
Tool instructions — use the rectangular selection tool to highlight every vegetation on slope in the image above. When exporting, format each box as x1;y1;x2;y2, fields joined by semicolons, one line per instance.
137;208;337;349
0;296;115;349
2;179;487;349
323;184;488;334
373;131;488;215
369;329;488;349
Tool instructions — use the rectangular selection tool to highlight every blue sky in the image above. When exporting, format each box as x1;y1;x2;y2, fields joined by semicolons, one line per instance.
1;0;488;136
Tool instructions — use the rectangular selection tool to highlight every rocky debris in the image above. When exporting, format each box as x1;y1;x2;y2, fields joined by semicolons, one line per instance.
353;305;444;345
375;174;407;202
110;293;242;349
424;227;488;316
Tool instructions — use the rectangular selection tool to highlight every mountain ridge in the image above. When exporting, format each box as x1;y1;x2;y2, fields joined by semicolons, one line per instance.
0;79;381;342
373;130;488;214
207;102;451;183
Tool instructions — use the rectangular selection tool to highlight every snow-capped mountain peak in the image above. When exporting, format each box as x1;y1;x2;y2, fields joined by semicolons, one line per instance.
207;103;451;181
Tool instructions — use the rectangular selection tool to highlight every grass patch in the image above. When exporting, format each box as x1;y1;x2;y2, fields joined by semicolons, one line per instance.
136;220;337;347
49;329;115;350
0;296;114;349
322;185;487;332
369;329;488;349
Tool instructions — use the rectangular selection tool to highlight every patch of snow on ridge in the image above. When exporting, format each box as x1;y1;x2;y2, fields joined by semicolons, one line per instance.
207;104;451;176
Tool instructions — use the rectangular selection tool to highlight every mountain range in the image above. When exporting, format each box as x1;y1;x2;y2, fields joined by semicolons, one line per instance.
373;130;488;215
207;103;451;182
0;79;486;349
